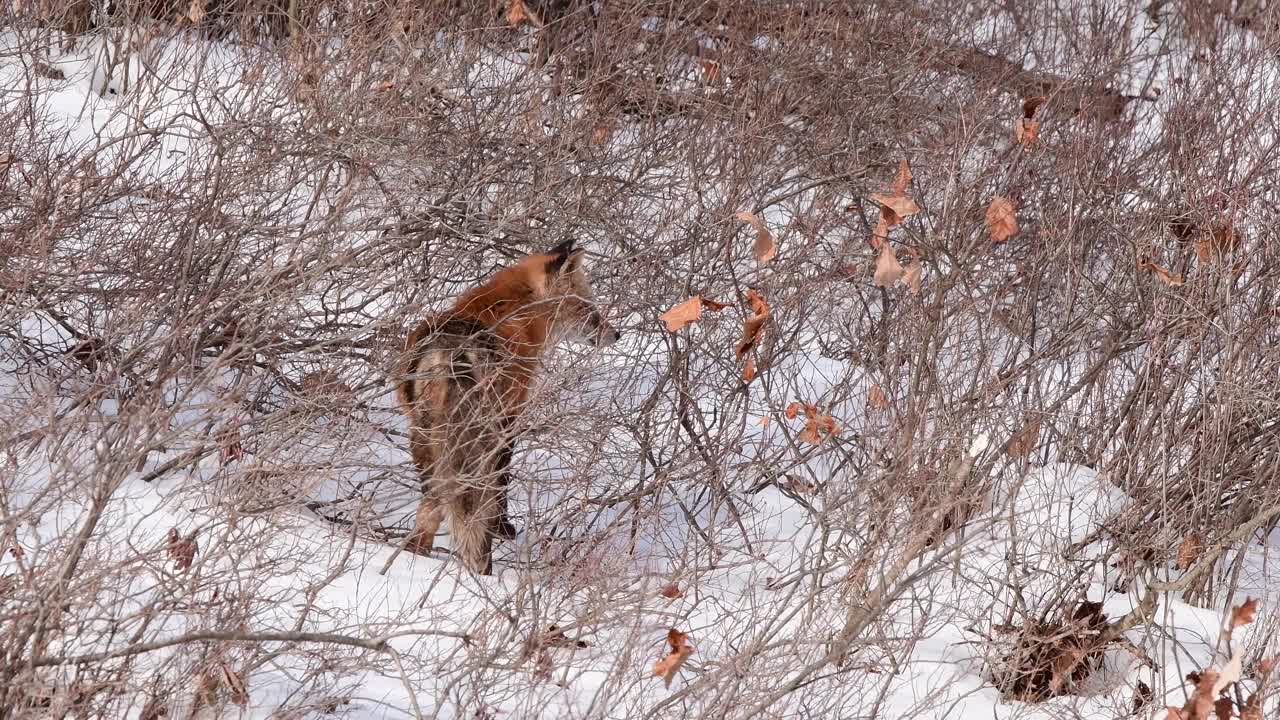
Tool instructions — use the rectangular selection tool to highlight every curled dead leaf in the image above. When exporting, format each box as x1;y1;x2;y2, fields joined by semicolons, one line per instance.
1138;258;1185;287
659;297;702;332
1231;598;1257;629
903;248;922;294
873;242;904;288
892;159;912;195
659;583;684;599
218;661;248;707
166;528;197;571
741;356;757;383
870;159;919;229
735;289;770;360
986;197;1018;243
868;384;890;410
653;629;694;688
735;211;776;265
871;193;921;224
1007;418;1041;458
790;402;841;444
1175;533;1203;571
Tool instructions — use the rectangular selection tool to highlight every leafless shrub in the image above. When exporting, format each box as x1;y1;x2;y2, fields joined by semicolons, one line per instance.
2;1;1279;717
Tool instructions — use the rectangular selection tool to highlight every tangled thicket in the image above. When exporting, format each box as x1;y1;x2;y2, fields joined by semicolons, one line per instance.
2;1;1280;717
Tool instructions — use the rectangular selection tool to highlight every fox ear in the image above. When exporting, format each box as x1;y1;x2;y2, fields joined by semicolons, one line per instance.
547;238;576;257
545;243;583;275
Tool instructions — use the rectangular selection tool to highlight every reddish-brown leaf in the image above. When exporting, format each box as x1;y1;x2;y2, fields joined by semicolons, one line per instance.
699;297;729;311
653;629;694;687
741;356;757;383
891;159;913;195
793;403;841;445
785;402;801;420
986;197;1018;243
736;211;777;266
1214;697;1234;720
735;289;770;359
1007;418;1041;457
219;426;245;466
873;242;904;288
1139;259;1185;287
868;384;890;410
166;528;197;572
218;662;248;707
1175;533;1203;571
659;583;684;599
659;297;703;332
1231;598;1257;629
902;249;923;294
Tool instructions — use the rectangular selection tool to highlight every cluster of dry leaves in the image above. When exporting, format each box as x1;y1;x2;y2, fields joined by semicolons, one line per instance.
658;286;770;384
652;629;695;688
785;402;841;445
1166;599;1272;720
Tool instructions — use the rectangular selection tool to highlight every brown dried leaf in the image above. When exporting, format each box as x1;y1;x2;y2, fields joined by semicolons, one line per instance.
1231;598;1257;629
735;289;770;359
870;193;921;224
659;583;684;599
736;211;776;265
986;197;1018;243
1007;418;1041;457
741;356;757;383
1175;533;1203;571
873;242;904;288
795;404;841;445
659;297;702;332
166;528;197;572
1199;221;1243;264
219;426;245;466
1240;695;1262;720
903;248;922;294
1186;670;1220;720
892;159;913;195
785;402;801;420
699;297;729;311
1215;697;1234;720
138;696;168;720
868;384;890;410
1213;646;1244;697
218;662;248;707
1023;96;1046;118
1139;259;1185;287
653;629;694;687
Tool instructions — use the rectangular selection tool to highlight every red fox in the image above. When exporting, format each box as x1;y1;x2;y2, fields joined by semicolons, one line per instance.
396;240;619;574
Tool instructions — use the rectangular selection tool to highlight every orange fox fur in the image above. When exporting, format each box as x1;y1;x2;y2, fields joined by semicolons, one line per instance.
396;241;617;574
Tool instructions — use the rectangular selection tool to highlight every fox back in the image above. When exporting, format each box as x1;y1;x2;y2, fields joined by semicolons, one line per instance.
397;240;618;574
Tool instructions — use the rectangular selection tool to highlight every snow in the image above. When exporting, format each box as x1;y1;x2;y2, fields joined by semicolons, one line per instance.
2;20;1278;720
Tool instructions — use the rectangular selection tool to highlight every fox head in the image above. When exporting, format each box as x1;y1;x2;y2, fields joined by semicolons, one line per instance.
531;239;620;348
